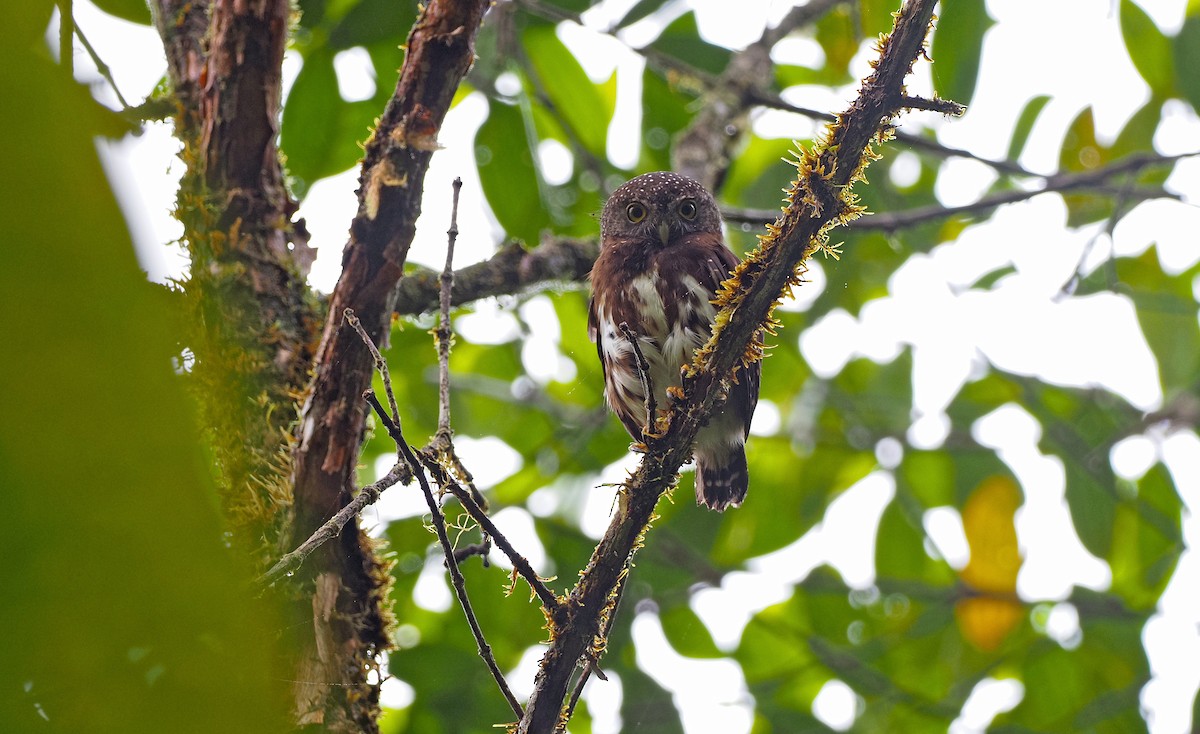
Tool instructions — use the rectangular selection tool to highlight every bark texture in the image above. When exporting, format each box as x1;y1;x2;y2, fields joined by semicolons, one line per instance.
287;0;490;729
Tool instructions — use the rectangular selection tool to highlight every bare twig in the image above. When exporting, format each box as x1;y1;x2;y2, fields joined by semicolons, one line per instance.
426;179;489;511
429;464;565;616
363;389;524;720
75;22;131;109
901;95;966;116
1058;161;1145;298
453;540;493;564
344;309;400;427
57;0;73;77
618;322;659;439
722;152;1191;231
258;461;411;586
437;178;462;437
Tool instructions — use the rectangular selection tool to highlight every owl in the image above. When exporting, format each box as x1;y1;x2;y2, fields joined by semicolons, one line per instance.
588;171;760;511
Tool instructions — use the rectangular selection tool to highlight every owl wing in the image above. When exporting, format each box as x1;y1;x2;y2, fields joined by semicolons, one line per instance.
691;237;760;439
588;279;647;439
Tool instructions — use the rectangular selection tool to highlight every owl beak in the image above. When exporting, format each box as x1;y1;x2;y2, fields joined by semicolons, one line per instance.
657;220;670;247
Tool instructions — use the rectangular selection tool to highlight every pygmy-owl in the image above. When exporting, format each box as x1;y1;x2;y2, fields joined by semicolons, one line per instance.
588;171;760;511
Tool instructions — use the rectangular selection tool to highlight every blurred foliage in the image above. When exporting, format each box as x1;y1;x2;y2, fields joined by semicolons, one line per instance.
1;2;287;732
24;0;1200;732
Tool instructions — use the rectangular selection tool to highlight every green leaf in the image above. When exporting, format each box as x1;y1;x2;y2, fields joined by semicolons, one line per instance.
1;40;285;732
1175;15;1200;112
659;604;724;658
1023;381;1128;558
280;49;364;195
649;12;732;76
328;0;418;49
1115;247;1200;397
615;0;672;29
523;25;610;158
723;136;806;208
476;99;551;244
619;656;687;733
815;4;861;79
640;66;694;170
712;443;874;565
873;498;933;581
1112;97;1163;164
1108;465;1182;609
1058;107;1114;226
90;0;152;25
859;0;898;38
1120;0;1176;95
1004;94;1050;161
930;0;993;107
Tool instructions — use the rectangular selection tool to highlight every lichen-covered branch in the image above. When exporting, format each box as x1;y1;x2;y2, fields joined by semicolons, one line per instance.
517;1;946;730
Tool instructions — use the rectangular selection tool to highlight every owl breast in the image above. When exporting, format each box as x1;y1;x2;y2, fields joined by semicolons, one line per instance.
595;267;717;425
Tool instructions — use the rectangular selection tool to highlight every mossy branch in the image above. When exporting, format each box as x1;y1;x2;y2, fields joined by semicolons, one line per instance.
516;1;952;731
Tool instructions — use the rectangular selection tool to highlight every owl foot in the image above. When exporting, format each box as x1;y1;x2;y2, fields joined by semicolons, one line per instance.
640;426;668;440
665;385;686;402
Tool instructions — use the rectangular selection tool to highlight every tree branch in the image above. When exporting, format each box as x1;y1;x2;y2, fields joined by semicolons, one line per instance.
723;151;1191;230
393;236;598;316
258;460;411;586
517;1;947;730
395;152;1189;328
286;1;488;729
436;178;463;437
362;390;525;720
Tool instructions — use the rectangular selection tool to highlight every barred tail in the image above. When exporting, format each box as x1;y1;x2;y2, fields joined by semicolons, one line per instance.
694;447;749;511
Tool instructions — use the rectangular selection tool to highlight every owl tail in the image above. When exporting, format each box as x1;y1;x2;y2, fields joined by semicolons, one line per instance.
694;447;749;511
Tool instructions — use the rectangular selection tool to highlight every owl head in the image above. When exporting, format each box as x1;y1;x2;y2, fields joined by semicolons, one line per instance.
600;171;722;247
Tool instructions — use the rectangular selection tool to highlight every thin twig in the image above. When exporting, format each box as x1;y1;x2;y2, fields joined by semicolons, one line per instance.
344;309;400;426
75;22;130;108
1058;162;1144;298
437;178;462;437
618;322;659;439
429;463;564;616
428;178;489;511
901;95;966;116
722;152;1192;230
58;0;73;77
258;461;411;586
452;539;493;564
363;390;524;719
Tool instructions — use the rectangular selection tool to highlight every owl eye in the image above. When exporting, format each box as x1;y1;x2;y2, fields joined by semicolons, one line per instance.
679;199;698;220
626;202;648;223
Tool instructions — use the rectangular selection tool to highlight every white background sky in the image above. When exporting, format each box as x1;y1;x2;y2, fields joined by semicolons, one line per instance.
60;0;1200;731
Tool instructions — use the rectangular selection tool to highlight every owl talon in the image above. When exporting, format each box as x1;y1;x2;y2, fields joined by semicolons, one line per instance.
640;425;668;440
629;441;649;453
665;386;686;402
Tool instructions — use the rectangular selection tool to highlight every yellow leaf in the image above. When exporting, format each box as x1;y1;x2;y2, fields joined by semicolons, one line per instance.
955;476;1025;651
955;596;1024;652
960;475;1023;594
